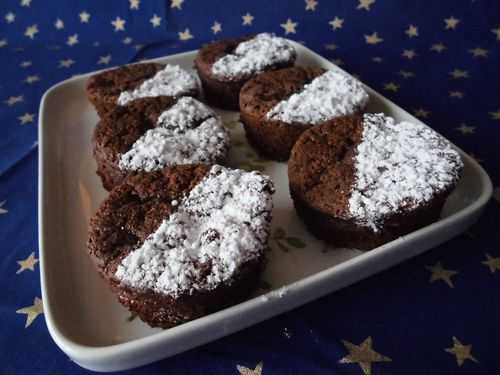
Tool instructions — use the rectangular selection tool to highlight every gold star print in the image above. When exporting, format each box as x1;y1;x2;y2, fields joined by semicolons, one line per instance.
281;18;298;34
402;49;417;59
111;17;126;32
357;0;375;11
59;58;75;68
18;113;35;125
490;109;500;120
405;24;418;38
55;18;64;30
365;32;383;45
413;108;430;118
171;0;184;9
492;28;500;40
449;91;464;99
445;337;478;366
66;33;78;46
211;21;222;34
150;14;161;28
384;82;399;92
0;200;8;214
482;254;500;273
425;262;458;288
98;55;111;65
79;11;90;23
430;42;447;52
129;0;140;10
445;16;460;30
24;24;39;39
455;124;475;135
16;297;43;328
469;47;488;58
398;70;414;78
339;337;391;375
305;0;318;11
329;16;343;30
178;28;193;41
4;95;23;106
237;361;263;375
449;69;469;79
16;252;38;274
5;12;15;23
372;56;383;63
324;43;337;50
242;13;254;26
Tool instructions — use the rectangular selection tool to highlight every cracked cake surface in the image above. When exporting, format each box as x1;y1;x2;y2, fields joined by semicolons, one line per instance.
86;63;200;117
88;165;275;327
194;34;296;110
288;113;463;249
93;96;229;190
239;66;368;161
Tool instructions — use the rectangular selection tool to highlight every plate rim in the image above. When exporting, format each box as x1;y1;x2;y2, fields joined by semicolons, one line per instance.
38;42;493;370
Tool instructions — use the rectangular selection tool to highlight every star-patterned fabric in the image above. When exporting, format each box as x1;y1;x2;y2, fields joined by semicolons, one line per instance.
1;0;499;374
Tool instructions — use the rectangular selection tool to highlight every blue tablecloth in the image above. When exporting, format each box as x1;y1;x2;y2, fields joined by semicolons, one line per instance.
1;0;499;374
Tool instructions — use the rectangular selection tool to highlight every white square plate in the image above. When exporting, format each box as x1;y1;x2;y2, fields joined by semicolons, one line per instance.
38;42;492;372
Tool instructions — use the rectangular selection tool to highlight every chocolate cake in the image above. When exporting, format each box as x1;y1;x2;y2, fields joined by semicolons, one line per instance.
288;113;464;250
93;96;230;190
194;33;296;110
86;63;200;118
87;164;275;328
240;66;370;161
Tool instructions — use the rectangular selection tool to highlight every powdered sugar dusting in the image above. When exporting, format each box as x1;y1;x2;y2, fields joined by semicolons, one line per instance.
117;64;198;105
115;165;275;297
266;70;369;124
119;97;229;172
348;113;463;231
211;33;296;80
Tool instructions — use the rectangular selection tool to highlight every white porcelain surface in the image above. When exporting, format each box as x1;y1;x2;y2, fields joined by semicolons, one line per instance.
38;43;492;372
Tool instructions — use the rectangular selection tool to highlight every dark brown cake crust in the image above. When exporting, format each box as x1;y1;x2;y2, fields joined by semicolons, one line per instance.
86;63;165;118
194;36;295;110
290;189;449;250
288;116;457;250
92;96;177;191
239;66;326;161
87;165;265;328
